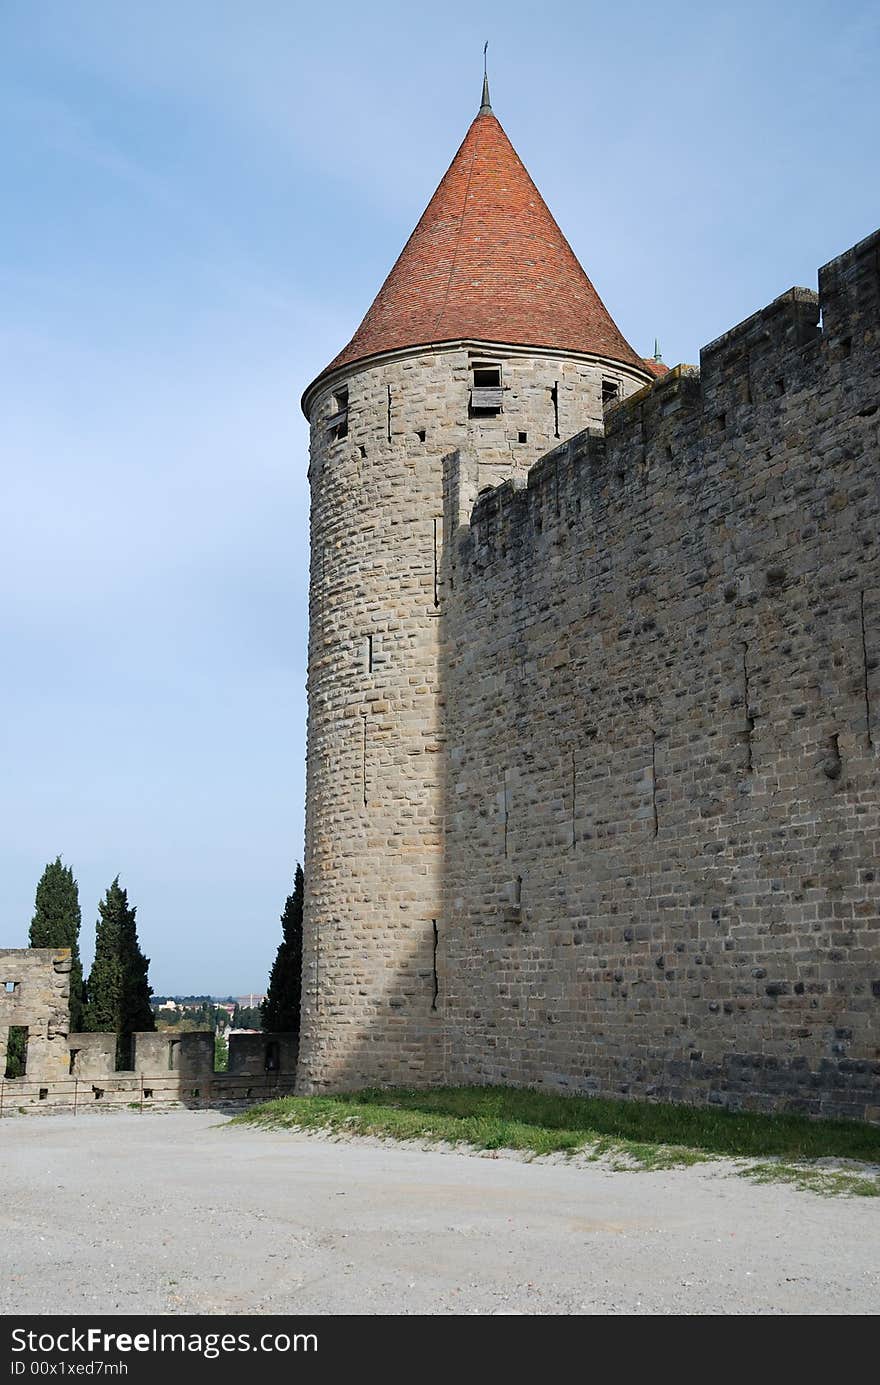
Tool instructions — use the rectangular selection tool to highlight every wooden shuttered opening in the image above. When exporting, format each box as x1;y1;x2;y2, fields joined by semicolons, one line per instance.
470;385;503;411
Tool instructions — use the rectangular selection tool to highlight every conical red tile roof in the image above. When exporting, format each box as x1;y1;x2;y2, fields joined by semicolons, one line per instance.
307;106;646;400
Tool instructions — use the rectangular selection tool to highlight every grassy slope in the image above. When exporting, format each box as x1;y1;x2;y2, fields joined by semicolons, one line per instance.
231;1085;880;1191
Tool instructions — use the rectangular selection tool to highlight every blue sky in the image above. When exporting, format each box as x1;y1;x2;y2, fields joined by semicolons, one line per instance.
1;1;878;993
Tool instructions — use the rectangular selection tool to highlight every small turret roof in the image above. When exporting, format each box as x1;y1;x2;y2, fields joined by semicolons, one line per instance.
304;99;646;407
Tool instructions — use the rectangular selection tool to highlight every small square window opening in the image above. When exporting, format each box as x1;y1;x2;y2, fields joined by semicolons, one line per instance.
470;361;503;416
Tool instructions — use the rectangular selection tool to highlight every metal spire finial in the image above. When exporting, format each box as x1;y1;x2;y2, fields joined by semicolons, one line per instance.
479;41;492;113
653;338;663;363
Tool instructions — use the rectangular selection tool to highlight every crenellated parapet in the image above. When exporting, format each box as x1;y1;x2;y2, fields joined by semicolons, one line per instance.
451;229;879;587
819;227;880;349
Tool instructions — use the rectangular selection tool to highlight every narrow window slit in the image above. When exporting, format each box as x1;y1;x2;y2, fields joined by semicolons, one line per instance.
366;633;373;674
860;590;873;748
431;921;439;1011
551;381;560;438
502;770;510;858
362;715;368;807
742;642;755;773
433;517;440;609
570;749;576;850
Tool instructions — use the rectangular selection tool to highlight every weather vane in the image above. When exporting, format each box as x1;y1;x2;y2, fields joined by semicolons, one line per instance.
480;40;492;113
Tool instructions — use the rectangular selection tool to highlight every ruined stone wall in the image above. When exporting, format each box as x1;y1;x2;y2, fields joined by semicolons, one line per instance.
0;948;71;1082
1;1018;299;1114
443;230;880;1120
67;1032;116;1078
228;1031;298;1076
300;342;648;1091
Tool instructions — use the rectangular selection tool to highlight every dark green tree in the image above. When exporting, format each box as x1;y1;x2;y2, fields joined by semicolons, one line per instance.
231;1003;262;1030
261;864;303;1033
4;1027;28;1079
29;857;85;1031
83;877;155;1065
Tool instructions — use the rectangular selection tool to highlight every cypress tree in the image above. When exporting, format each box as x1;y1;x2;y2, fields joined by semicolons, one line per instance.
261;864;303;1033
29;857;85;1031
83;877;155;1065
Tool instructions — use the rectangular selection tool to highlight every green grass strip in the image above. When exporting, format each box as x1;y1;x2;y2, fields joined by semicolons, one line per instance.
230;1084;880;1172
739;1163;880;1197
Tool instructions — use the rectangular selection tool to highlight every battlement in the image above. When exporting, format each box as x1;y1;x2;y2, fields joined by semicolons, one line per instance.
0;948;299;1113
463;427;606;559
452;229;879;576
819;225;880;344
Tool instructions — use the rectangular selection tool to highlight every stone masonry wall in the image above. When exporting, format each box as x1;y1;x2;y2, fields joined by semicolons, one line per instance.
0;948;71;1082
443;231;880;1120
228;1032;299;1076
300;343;648;1091
1;1015;299;1114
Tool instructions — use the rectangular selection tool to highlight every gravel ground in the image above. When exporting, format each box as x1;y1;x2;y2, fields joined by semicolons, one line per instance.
1;1109;877;1315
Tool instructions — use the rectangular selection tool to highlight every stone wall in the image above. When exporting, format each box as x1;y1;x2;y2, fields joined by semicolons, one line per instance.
228;1032;299;1076
1;1018;300;1114
132;1029;214;1077
442;230;880;1120
0;948;71;1082
300;342;649;1092
0;954;301;1113
68;1032;116;1078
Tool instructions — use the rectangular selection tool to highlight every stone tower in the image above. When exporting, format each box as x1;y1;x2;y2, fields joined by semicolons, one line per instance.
298;80;654;1091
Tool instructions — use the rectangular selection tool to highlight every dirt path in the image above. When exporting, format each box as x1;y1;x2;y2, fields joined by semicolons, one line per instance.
1;1109;877;1315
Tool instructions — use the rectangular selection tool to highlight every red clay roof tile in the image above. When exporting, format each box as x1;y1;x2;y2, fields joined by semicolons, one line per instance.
309;108;647;397
643;358;670;378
